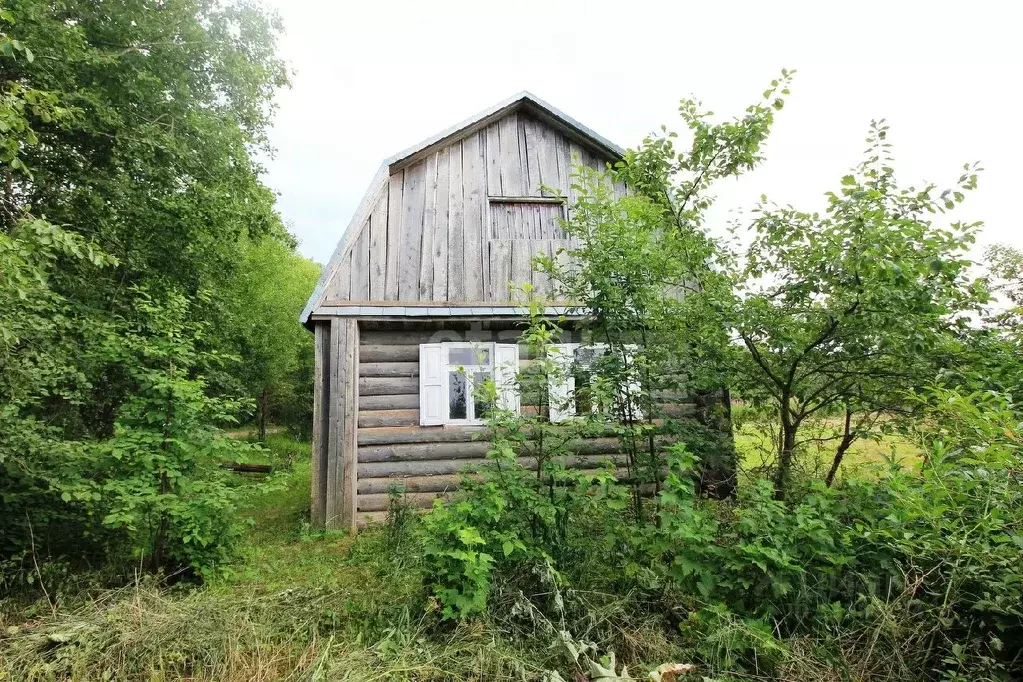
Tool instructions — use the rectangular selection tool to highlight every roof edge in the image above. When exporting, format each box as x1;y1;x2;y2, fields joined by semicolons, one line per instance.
385;91;625;173
299;163;389;325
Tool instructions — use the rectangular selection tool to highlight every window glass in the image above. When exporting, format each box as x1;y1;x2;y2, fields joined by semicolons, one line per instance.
448;371;468;419
472;370;494;419
449;347;489;366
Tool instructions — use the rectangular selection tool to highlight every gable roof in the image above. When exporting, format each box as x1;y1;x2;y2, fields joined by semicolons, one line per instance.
300;91;625;324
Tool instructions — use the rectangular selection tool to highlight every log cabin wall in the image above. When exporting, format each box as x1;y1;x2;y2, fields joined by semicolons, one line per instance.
317;109;626;307
312;319;702;529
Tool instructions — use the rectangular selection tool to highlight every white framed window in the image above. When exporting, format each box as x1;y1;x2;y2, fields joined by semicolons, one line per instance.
419;342;520;426
548;343;643;423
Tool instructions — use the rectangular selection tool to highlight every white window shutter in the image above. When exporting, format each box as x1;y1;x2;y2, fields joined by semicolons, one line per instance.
494;343;520;413
419;343;445;425
548;344;578;423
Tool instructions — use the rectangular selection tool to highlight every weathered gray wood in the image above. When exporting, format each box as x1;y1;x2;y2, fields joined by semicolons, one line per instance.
359;329;470;345
398;160;427;300
358;344;419;362
537;122;561;197
447;141;464;304
358;376;418;396
485;122;502;196
358;361;418;378
325;318;344;528
523;116;543;196
341;319;359;529
384;171;403;299
511;240;533;293
432;147;450;299
462;132;485;300
350;218;370;300
358;467;628;498
358;440;491;463
358;491;449;512
498;113;522;197
313;110;620;310
326;250;352;300
487;195;564;204
358;393;419;411
358;425;487;445
487;239;512;301
358;474;462;495
358;409;419;428
310;322;329;527
418;152;438;300
368;193;388;300
358;453;628;478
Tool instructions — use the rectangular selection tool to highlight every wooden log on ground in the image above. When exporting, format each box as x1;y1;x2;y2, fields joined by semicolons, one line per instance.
222;462;273;474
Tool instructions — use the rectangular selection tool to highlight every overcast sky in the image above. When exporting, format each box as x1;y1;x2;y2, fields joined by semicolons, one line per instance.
261;0;1022;265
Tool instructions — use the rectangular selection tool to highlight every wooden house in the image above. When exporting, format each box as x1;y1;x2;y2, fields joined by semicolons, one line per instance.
301;93;697;530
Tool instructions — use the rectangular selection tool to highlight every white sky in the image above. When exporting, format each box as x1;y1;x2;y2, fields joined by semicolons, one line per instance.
261;0;1023;265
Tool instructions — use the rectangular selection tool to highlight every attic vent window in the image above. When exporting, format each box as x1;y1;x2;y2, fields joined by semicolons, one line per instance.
487;197;567;240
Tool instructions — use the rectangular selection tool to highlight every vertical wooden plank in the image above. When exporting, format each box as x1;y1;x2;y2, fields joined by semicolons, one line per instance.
327;250;352;301
462;132;485;300
433;147;450;300
538;122;561;197
325;318;344;528
384;172;403;300
511;239;533;297
350;219;370;300
485;123;502;196
448;142;465;300
310;322;329;527
368;194;387;299
488;239;511;301
523;116;543;196
498;113;523;196
398;160;428;300
532;239;552;297
341;319;359;530
418;152;439;300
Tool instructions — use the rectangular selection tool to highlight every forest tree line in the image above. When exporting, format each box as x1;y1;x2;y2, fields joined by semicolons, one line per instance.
1;1;316;575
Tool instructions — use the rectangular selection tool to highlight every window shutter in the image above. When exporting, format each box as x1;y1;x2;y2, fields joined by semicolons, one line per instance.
548;344;578;423
494;343;520;413
419;343;445;425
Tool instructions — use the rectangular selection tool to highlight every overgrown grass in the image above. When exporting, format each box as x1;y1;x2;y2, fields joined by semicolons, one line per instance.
4;422;1004;682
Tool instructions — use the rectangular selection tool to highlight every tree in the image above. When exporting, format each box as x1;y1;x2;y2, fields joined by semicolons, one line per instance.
724;122;986;496
542;72;795;499
226;238;320;440
0;0;290;437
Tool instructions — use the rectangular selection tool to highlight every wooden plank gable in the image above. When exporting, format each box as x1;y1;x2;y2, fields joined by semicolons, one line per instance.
314;108;621;310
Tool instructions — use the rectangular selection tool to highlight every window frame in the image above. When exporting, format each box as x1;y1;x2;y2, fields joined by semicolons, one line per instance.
442;342;495;426
548;343;643;423
419;342;520;426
